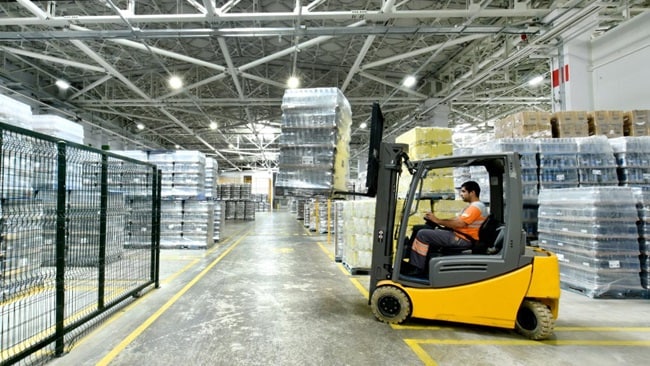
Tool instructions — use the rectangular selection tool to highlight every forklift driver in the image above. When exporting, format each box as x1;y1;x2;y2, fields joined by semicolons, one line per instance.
406;181;488;275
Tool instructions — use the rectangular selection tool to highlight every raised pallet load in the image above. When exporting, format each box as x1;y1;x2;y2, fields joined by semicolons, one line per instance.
277;88;351;196
396;127;454;198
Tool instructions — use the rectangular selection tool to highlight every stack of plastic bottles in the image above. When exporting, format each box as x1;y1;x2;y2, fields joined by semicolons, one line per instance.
204;157;218;199
609;136;650;185
0;93;33;130
538;138;579;189
32;114;85;145
575;136;618;186
149;150;206;197
633;187;650;289
277;88;351;195
484;138;539;201
538;187;645;298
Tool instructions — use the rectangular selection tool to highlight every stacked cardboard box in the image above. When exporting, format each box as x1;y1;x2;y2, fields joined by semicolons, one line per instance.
495;111;551;138
588;111;625;138
395;127;454;197
551;111;590;138
339;199;375;273
624;110;650;136
395;127;453;160
514;111;551;138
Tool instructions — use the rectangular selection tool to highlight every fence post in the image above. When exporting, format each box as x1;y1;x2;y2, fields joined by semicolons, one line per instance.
151;168;162;288
55;142;67;356
98;153;108;309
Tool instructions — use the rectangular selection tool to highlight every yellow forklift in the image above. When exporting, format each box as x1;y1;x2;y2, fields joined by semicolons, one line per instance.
364;103;560;340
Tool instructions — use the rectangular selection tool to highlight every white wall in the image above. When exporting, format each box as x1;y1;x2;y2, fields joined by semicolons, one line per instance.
591;12;650;110
562;38;593;110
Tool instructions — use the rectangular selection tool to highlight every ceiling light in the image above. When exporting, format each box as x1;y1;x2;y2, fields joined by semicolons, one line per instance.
209;121;218;130
55;79;70;90
528;75;544;86
402;75;417;88
175;144;180;149
136;123;145;130
168;75;183;89
228;143;234;149
287;76;300;89
360;122;367;129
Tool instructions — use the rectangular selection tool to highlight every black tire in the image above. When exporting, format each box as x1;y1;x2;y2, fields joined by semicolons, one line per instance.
515;300;555;340
370;286;411;324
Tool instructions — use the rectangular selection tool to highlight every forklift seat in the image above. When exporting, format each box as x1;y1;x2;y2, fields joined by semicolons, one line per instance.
471;215;505;254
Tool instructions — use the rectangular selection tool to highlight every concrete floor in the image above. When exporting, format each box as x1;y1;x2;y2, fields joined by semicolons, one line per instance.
47;210;650;366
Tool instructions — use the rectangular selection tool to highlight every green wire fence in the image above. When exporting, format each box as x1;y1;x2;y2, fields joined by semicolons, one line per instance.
0;122;161;365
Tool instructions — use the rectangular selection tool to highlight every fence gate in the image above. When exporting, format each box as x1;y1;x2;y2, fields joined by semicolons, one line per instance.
0;122;161;365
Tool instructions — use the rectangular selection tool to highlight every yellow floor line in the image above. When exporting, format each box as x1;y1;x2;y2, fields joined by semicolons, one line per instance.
64;251;226;353
96;227;253;366
317;242;335;261
405;338;650;365
349;277;369;301
554;326;650;332
409;338;650;346
404;339;438;366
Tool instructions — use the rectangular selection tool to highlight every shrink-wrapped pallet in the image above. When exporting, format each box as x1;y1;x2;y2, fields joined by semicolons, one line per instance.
277;88;351;196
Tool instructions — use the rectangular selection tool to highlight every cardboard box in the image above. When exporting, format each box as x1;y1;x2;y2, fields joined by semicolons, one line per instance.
588;110;624;137
507;111;552;138
551;111;589;138
624;110;650;136
396;127;453;145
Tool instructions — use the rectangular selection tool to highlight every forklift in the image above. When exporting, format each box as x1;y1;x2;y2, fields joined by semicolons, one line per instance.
364;103;560;340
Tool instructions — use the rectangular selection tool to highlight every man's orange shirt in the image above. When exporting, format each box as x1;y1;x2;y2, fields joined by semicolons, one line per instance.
455;203;486;241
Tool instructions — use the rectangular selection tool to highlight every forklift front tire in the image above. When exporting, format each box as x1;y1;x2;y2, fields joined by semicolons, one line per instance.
515;300;554;340
371;286;411;324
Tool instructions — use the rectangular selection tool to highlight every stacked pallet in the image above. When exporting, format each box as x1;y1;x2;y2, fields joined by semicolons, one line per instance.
538;187;645;298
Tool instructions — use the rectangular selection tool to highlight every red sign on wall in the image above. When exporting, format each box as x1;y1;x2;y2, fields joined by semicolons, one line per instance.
552;64;570;88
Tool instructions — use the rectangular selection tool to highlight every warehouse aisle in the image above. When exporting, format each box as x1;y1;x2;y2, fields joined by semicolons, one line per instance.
48;211;422;365
48;210;650;366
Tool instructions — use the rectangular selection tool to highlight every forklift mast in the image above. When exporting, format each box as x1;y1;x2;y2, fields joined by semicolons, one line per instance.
367;141;408;302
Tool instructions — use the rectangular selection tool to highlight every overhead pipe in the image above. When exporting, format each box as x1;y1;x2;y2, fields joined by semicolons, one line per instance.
0;8;555;27
0;25;535;40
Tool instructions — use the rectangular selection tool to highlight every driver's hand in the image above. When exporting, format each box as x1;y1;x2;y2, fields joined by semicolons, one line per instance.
424;211;437;222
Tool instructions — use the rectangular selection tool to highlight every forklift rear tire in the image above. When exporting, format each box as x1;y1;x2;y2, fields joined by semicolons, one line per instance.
515;300;554;340
370;286;411;324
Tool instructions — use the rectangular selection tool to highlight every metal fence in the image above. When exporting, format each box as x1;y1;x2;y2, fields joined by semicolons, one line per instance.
0;122;161;365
